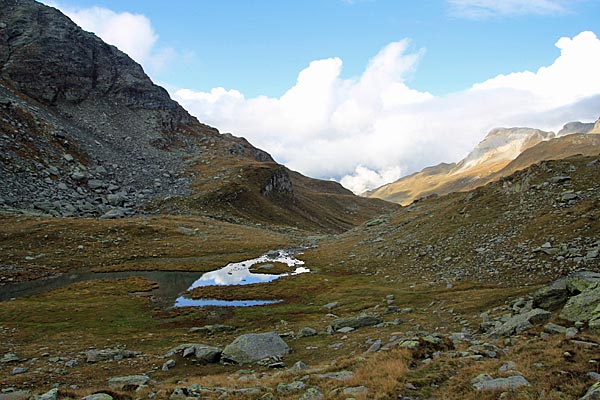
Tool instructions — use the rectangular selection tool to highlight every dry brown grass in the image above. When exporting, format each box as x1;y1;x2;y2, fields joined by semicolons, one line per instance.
0;214;293;282
346;349;411;398
429;332;600;400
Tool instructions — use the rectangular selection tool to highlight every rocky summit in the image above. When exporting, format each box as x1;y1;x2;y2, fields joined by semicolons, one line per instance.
0;1;599;400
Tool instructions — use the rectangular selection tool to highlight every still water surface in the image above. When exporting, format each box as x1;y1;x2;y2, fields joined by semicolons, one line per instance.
0;249;308;308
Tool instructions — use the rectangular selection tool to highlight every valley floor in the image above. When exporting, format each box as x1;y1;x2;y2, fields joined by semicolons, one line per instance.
1;155;599;400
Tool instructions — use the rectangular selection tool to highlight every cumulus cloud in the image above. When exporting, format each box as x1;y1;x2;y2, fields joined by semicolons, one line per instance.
340;166;402;195
45;2;174;75
173;31;600;194
447;0;572;19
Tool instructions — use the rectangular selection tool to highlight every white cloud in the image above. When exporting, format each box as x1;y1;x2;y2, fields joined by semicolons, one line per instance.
447;0;572;19
340;166;402;195
472;31;600;108
45;2;174;75
173;31;600;194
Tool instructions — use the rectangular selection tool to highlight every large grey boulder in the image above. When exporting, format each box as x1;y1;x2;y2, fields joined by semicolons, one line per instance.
330;314;382;331
559;284;600;323
532;277;569;310
221;332;290;364
491;308;551;337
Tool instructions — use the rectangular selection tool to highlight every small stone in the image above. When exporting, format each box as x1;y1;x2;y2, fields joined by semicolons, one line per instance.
365;339;382;353
81;394;114;400
0;353;19;363
162;359;176;371
288;361;309;373
70;171;86;181
297;327;317;338
299;387;324;400
314;370;354;381
343;386;368;395
472;375;530;391
588;372;600;381
100;208;126;219
330;314;382;331
87;179;105;189
544;323;567;335
65;359;78;368
277;381;306;393
11;367;27;375
108;375;150;390
38;388;58;400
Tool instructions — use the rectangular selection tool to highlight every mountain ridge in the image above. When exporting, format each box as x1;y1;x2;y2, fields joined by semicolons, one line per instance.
367;121;600;205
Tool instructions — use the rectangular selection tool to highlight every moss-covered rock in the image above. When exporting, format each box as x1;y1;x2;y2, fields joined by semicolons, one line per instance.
559;284;600;323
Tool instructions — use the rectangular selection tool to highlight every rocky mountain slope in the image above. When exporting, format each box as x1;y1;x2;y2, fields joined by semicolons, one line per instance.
367;122;599;205
311;152;600;289
0;0;395;231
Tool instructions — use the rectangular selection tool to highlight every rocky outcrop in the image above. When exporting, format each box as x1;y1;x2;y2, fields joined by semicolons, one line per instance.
490;308;551;337
165;343;222;363
261;166;294;198
530;271;600;329
532;277;568;310
560;285;600;324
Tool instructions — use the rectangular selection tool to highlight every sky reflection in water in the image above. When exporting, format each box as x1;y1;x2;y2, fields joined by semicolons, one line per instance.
174;250;308;307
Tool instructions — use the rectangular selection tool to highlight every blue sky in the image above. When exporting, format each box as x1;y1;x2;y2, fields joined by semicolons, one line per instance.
48;0;600;193
50;0;599;97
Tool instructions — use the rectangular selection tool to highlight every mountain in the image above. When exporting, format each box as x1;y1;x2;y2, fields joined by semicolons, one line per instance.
590;118;600;134
367;122;600;205
0;0;396;231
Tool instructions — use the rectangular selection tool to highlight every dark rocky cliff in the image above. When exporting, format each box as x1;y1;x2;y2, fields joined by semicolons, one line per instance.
0;0;276;217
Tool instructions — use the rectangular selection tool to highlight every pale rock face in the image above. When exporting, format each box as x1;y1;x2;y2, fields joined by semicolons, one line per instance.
590;118;600;134
455;127;554;173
